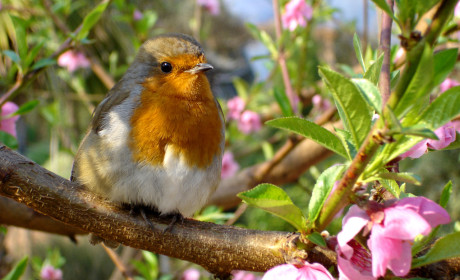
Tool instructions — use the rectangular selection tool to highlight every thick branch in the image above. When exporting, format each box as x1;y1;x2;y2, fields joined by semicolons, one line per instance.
0;146;336;276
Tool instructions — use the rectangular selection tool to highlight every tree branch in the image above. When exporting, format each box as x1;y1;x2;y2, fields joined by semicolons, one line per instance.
0;145;336;276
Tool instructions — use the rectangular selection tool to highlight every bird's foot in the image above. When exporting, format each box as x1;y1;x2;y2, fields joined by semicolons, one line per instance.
163;212;184;234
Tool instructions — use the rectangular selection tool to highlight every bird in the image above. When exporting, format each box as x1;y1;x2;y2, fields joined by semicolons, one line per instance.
71;33;225;243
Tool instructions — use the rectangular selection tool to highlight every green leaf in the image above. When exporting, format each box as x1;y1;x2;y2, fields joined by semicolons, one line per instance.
24;41;45;69
308;165;346;223
391;70;400;89
439;181;452;208
11;16;28;62
11;100;39;116
3;50;21;64
371;0;399;25
75;1;110;41
266;117;349;159
319;67;372;148
273;87;294;116
353;33;366;72
418;86;460;129
0;131;18;149
352;78;382;114
363;53;384;85
335;128;357;159
395;44;433;120
238;183;307;231
307;232;326;247
416;0;442;19
232;77;249;100
412;232;460;268
377;172;421;185
400;126;438;139
380;179;400;198
31;58;56;70
3;256;28;280
432;48;458;87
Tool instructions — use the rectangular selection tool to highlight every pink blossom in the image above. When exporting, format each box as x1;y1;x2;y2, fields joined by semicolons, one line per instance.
401;122;458;159
455;2;460;18
181;268;200;280
221;151;239;179
281;0;313;31
57;50;90;73
232;270;260;280
238;110;262;134
133;9;143;21
0;102;20;138
197;0;220;15
440;78;460;93
227;96;245;120
40;265;63;280
262;262;334;280
337;240;375;280
312;94;331;112
337;197;450;278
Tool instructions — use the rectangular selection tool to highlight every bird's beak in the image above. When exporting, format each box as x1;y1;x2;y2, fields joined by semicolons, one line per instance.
185;63;214;74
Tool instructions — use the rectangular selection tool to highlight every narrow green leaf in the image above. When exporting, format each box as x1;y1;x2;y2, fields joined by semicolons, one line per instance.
75;1;110;41
3;256;28;280
335;128;357;159
400;126;438;140
273;87;294;116
3;50;21;64
319;67;372;148
395;44;433;120
266;117;349;159
377;172;421;185
238;184;307;231
380;179;401;198
352;78;382;113
439;181;452;208
260;31;277;57
363;53;384;85
391;70;400;89
24;41;45;69
31;58;56;70
433;48;458;87
371;0;399;25
11;100;39;116
0;131;18;149
416;0;442;19
353;33;366;72
308;165;346;223
418;86;460;129
11;16;27;61
412;232;460;268
307;232;327;247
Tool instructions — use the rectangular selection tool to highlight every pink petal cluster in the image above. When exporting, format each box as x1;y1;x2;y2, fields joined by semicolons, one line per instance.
401;121;458;159
281;0;313;31
455;2;460;18
181;268;200;280
312;94;331;112
40;264;63;280
238;110;262;134
1;101;20;138
262;262;334;280
197;0;220;15
232;270;261;280
337;197;450;278
221;151;239;179
57;50;90;73
440;78;460;93
133;9;143;21
227;96;246;120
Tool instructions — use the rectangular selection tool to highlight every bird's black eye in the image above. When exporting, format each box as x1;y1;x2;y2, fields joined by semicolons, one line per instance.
160;62;172;73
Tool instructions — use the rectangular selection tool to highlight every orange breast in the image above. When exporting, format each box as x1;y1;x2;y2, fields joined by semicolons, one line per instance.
129;73;223;169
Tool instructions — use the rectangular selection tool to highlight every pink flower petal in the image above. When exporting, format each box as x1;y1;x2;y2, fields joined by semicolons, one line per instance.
237;110;262;134
227;96;245;120
221;151;239;179
1;101;20;138
337;205;369;258
337;250;375;280
400;140;428;159
299;262;335;280
388;241;412;276
427;122;456;150
262;264;300;280
381;207;432;239
394;197;451;228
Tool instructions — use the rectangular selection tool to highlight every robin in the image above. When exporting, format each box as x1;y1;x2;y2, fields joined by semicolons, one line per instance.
71;33;225;243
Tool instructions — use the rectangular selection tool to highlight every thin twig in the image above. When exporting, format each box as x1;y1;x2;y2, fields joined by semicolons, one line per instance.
101;244;134;280
272;0;297;113
378;0;394;107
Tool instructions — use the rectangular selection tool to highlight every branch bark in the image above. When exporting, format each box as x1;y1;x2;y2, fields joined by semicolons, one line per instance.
0;145;336;276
